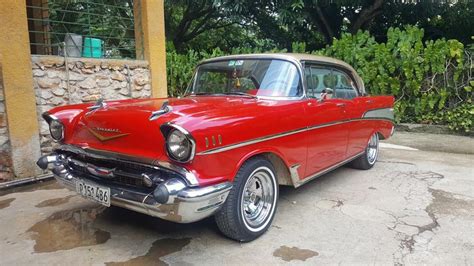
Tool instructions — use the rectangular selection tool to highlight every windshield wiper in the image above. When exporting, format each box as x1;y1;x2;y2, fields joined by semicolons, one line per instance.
186;92;215;96
187;91;257;98
220;92;257;98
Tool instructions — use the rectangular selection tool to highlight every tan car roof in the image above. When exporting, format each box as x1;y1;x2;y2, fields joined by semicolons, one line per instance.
199;53;366;94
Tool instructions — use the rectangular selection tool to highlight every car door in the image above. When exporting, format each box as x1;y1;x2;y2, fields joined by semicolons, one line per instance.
303;65;350;177
330;68;370;158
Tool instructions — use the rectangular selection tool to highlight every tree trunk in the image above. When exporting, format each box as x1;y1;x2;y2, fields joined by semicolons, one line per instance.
350;0;384;34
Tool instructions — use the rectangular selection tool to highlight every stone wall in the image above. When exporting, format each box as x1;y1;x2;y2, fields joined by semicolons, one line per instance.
32;55;151;155
0;62;13;181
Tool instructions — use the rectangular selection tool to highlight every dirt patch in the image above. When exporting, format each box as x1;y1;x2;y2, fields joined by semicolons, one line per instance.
27;204;110;253
0;198;15;209
106;238;191;266
273;245;318;262
35;195;75;208
427;188;474;217
334;200;344;207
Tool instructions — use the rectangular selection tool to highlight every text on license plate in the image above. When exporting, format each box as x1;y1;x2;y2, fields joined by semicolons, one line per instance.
76;180;111;207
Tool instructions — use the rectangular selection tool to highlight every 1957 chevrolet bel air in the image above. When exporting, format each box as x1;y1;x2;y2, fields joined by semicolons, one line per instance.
37;53;394;242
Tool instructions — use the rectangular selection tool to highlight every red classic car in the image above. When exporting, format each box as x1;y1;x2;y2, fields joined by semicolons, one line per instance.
37;53;394;241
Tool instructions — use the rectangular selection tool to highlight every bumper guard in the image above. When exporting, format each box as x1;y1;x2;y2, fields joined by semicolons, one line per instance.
37;153;232;223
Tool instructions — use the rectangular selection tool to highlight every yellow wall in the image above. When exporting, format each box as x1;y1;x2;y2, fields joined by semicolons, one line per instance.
0;1;42;178
0;0;166;179
134;0;168;98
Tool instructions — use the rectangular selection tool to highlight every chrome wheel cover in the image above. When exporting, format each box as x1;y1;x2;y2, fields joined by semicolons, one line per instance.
240;166;277;232
367;133;379;165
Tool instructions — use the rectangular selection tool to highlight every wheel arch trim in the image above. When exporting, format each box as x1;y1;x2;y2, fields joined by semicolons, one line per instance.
233;148;295;187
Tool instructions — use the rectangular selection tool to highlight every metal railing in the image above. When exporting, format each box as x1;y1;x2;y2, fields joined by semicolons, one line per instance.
26;0;142;59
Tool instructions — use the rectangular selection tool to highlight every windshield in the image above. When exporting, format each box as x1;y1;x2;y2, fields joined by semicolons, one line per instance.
188;59;302;98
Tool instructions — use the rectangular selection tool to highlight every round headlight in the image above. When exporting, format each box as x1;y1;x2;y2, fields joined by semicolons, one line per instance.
166;129;192;162
50;119;64;141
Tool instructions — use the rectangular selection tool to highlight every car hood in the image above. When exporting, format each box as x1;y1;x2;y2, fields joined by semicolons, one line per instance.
63;96;302;160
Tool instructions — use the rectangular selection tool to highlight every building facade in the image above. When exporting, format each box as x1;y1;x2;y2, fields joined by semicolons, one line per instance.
0;0;167;182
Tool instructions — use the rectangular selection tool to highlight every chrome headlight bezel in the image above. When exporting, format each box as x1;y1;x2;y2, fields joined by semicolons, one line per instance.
43;113;64;142
49;119;64;142
162;124;196;163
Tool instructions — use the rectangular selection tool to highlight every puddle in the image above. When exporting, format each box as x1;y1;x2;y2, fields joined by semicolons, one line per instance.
100;206;214;234
27;204;110;253
35;195;75;208
0;198;15;209
273;245;318;262
106;238;191;266
0;179;63;196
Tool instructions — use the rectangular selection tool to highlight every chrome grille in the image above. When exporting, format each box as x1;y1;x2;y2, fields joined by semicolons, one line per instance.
60;152;176;190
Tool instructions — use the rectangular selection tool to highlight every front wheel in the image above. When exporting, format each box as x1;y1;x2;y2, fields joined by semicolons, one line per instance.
215;157;278;242
350;132;379;170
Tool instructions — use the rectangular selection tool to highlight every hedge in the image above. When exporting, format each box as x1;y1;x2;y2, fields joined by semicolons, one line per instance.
167;26;473;132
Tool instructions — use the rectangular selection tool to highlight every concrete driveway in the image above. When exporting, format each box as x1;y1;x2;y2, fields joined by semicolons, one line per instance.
0;132;473;265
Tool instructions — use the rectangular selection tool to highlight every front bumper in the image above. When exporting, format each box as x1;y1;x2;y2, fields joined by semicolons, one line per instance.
37;152;232;223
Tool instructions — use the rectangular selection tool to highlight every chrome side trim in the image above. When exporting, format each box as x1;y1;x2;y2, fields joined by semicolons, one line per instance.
197;116;394;156
55;144;200;186
198;127;306;155
197;120;349;155
292;151;364;188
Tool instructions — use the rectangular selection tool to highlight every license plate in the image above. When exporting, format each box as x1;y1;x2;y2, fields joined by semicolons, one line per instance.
76;180;111;207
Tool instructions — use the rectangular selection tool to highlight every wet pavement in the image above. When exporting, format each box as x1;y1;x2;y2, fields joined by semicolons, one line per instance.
0;133;473;265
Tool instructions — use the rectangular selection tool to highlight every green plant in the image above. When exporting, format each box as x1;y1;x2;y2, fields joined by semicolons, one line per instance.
321;26;473;131
421;103;474;132
166;26;474;132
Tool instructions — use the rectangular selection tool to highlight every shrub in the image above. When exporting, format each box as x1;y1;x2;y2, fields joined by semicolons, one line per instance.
321;26;473;132
166;26;474;132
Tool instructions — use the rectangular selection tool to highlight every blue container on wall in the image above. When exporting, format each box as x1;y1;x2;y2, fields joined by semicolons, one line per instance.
82;37;102;58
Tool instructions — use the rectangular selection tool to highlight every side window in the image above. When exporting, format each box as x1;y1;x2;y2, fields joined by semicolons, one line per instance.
304;65;332;99
332;69;358;99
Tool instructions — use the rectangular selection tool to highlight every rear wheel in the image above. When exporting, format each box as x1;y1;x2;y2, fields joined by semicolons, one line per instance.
350;133;379;170
215;157;278;242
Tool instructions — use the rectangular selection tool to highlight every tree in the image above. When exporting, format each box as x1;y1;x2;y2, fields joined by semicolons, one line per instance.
229;0;386;50
164;0;239;52
302;0;384;43
370;0;474;44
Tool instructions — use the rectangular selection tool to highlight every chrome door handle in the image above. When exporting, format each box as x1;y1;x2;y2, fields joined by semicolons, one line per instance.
366;100;374;104
336;103;346;107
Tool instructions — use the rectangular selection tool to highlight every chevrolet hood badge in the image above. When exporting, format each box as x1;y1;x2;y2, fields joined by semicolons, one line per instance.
86;127;130;142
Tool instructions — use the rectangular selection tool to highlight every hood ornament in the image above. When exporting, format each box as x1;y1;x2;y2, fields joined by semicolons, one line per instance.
149;101;172;121
86;98;107;115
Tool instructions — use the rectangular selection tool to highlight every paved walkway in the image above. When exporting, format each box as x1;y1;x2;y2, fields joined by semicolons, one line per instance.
0;132;473;265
